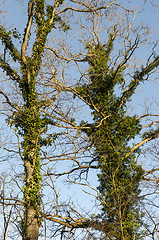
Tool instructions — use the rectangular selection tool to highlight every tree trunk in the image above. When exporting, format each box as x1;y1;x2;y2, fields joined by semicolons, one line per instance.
24;206;39;240
20;84;42;239
23;161;40;240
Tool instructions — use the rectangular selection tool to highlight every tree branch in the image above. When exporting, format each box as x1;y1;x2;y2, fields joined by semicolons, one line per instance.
0;90;19;110
0;56;21;83
21;0;35;66
0;25;21;63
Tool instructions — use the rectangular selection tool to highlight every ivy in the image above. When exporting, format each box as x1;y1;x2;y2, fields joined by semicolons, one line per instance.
8;2;69;234
79;34;144;239
0;25;21;62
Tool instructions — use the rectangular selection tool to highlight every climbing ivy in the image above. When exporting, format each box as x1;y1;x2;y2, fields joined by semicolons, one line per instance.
76;32;159;239
0;0;69;238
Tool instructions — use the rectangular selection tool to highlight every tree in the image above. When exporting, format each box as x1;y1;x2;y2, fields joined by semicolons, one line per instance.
0;0;159;239
0;0;71;238
76;34;159;239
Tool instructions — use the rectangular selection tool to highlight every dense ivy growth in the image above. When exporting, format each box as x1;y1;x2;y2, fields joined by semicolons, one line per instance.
77;35;146;239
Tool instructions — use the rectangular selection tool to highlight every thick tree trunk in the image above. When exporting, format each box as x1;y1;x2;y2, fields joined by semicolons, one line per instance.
24;206;39;240
23;161;40;240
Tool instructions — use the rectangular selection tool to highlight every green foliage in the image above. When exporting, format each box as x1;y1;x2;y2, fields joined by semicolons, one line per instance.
1;2;68;234
8;27;22;40
78;35;145;239
142;127;159;140
4;2;70;236
30;0;69;78
0;25;21;62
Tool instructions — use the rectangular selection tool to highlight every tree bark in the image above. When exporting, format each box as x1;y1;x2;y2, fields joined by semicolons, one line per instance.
24;206;39;240
23;161;40;240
